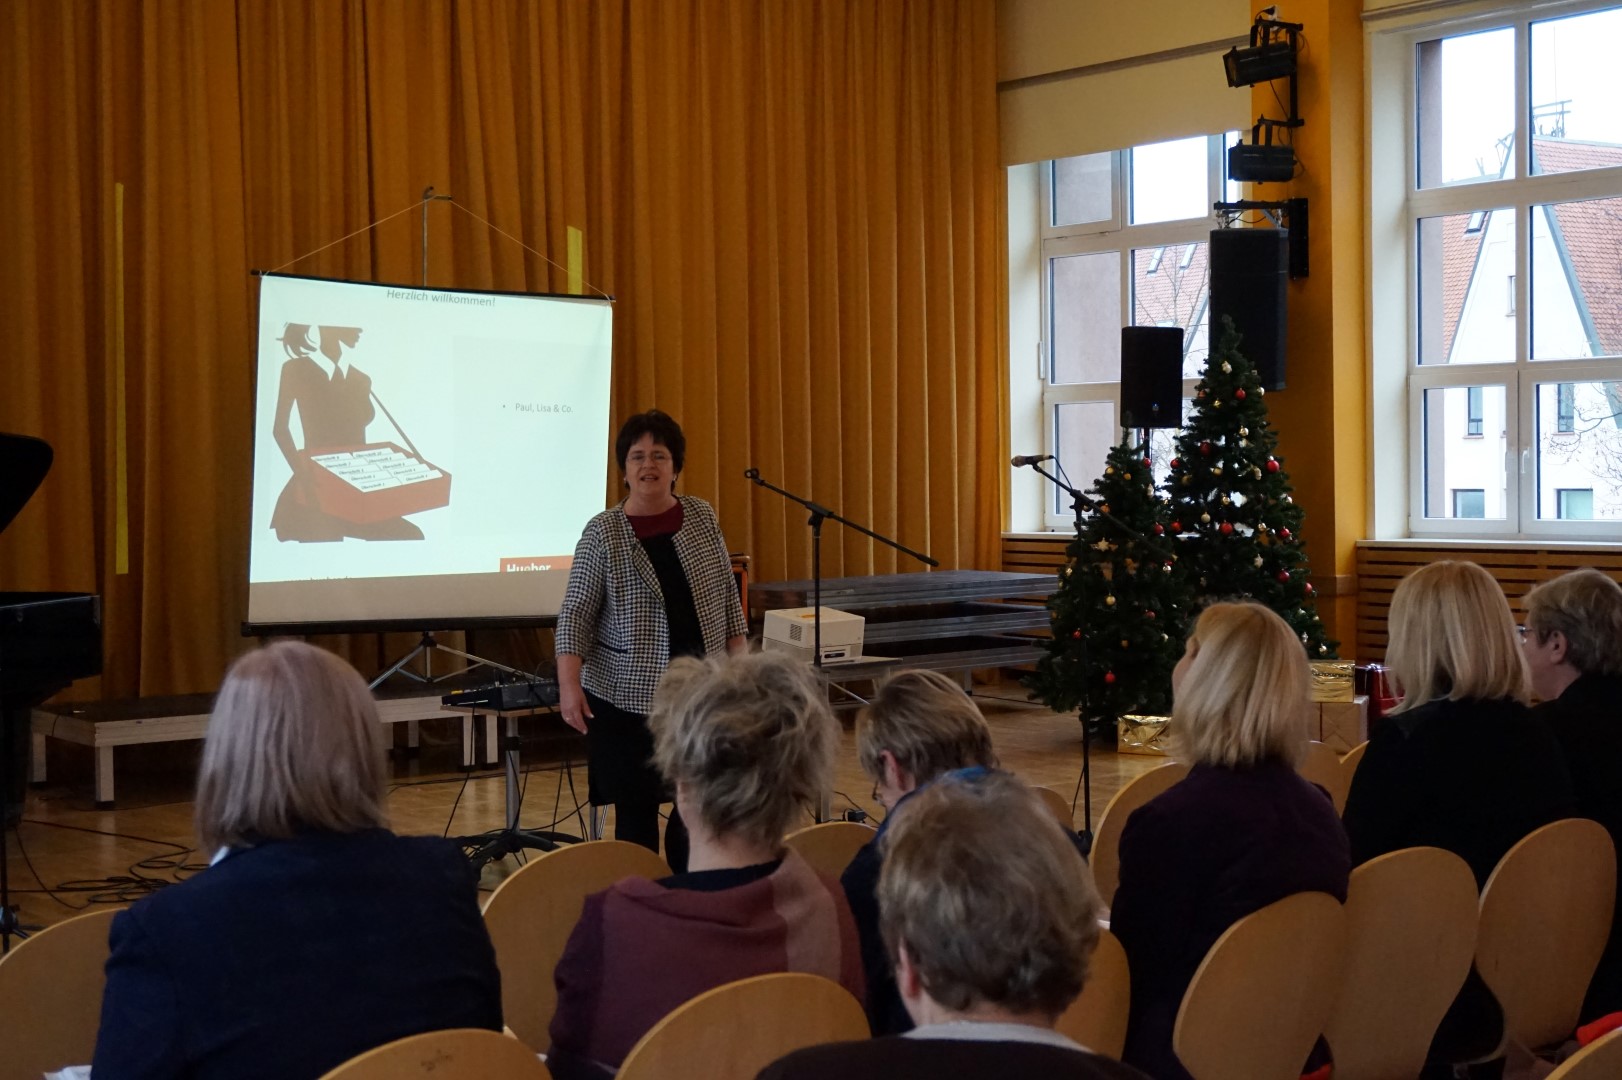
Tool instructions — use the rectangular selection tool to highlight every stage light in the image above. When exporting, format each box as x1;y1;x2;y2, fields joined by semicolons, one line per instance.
1224;40;1296;87
1227;119;1296;184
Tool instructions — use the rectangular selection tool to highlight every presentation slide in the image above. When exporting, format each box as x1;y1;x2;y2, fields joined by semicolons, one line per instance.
245;273;613;628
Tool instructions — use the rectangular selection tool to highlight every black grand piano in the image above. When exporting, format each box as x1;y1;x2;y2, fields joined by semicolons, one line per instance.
2;433;102;949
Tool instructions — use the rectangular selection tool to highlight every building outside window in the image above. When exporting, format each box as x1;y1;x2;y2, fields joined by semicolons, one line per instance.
1376;3;1622;534
1034;133;1237;525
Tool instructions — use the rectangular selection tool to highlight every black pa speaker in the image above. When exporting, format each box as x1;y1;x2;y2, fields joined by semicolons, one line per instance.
1209;226;1289;391
1120;327;1184;429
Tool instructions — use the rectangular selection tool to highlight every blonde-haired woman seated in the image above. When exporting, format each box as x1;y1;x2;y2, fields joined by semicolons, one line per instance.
547;651;864;1080
92;642;502;1080
1112;602;1349;1080
1342;560;1574;1071
843;668;999;1033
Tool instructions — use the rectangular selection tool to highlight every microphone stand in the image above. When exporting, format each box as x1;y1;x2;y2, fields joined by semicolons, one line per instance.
744;469;938;669
1023;449;1175;851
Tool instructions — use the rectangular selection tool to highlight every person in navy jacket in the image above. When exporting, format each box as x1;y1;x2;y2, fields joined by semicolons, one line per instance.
1113;603;1351;1080
91;642;502;1080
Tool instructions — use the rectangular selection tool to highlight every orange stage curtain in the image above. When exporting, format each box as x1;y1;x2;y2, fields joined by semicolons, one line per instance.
0;0;1006;698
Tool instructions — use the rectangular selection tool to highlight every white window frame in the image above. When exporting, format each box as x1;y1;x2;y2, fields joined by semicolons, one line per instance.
1370;1;1622;540
1034;136;1229;528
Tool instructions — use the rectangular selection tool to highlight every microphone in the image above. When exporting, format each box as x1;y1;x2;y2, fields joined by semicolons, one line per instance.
743;467;761;481
1011;454;1055;468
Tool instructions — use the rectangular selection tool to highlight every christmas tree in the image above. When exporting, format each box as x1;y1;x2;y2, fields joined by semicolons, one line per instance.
1026;437;1187;732
1164;316;1338;657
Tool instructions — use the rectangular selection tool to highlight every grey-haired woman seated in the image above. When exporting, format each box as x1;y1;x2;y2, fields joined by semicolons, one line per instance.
92;642;502;1080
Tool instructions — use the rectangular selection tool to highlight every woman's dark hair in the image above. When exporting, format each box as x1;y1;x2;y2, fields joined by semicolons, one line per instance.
615;409;686;474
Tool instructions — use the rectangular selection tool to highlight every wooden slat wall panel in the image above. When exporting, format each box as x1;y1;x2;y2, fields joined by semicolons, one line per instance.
1355;543;1622;663
1002;535;1070;577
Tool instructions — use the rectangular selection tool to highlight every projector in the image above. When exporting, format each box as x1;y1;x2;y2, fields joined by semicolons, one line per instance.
762;607;866;665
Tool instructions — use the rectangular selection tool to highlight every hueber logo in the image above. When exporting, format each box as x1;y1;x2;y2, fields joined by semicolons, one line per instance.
500;556;574;573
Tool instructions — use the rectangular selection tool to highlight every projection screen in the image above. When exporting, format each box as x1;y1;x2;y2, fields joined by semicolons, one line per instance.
245;273;613;630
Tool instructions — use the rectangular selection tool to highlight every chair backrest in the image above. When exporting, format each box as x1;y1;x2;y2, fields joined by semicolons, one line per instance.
616;972;868;1080
1034;785;1076;830
1477;818;1618;1050
1173;892;1347;1080
782;821;875;880
0;905;122;1080
1545;1028;1622;1080
1323;847;1479;1080
1055;925;1130;1059
1297;741;1349;814
1092;762;1191;908
317;1028;551;1079
1338;741;1370;814
481;840;670;1051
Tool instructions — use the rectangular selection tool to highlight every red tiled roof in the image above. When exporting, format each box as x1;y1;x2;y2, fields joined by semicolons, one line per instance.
1536;139;1622;357
1441;212;1486;361
1132;243;1210;334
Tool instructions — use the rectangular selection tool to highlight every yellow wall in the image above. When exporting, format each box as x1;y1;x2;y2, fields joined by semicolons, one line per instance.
1251;0;1369;653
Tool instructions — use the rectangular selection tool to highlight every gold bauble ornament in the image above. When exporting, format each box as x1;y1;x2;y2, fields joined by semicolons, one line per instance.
1213;399;1223;409
1239;427;1249;436
1105;595;1116;607
1212;466;1223;476
1199;512;1211;524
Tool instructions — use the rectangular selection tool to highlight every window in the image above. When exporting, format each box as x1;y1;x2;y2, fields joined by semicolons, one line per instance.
1380;3;1622;537
1558;488;1595;518
1034;133;1233;524
1453;489;1487;518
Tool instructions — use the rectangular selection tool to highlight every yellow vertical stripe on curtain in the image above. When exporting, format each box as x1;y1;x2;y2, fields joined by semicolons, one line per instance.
0;0;1005;699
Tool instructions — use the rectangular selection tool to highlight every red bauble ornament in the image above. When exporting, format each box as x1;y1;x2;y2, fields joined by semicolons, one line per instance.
1277;570;1291;582
1142;457;1151;468
1200;441;1213;455
1305;583;1316;596
1170;458;1181;469
1170;521;1182;532
1146;610;1156;619
1153;523;1164;535
1071;629;1082;639
1103;672;1117;685
1279;527;1292;540
1219;522;1233;535
1266;458;1280;473
1236;388;1247;400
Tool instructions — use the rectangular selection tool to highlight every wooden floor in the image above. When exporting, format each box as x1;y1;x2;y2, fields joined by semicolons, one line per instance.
6;680;1165;933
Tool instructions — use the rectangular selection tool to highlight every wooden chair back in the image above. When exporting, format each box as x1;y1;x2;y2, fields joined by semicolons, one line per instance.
1055;926;1130;1059
782;821;875;880
1477;818;1617;1050
1173;891;1347;1080
481;840;670;1051
1035;785;1076;830
0;906;121;1080
1297;741;1349;814
1092;762;1190;908
1338;741;1370;814
1545;1028;1622;1080
318;1028;550;1079
616;972;868;1080
1323;847;1479;1080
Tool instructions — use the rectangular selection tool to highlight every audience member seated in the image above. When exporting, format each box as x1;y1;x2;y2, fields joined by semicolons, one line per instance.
1524;568;1622;1023
1342;559;1576;1073
759;769;1148;1080
91;642;502;1080
841;668;999;1034
1112;602;1350;1080
547;651;864;1079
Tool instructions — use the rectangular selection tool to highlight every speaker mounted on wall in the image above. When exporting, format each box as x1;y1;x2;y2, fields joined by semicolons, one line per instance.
1120;326;1184;429
1209;226;1289;391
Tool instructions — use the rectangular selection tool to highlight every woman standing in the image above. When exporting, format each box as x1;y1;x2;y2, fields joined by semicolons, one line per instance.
554;409;747;864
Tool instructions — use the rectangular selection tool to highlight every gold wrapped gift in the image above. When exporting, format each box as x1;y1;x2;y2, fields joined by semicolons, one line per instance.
1118;714;1172;756
1309;661;1356;703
